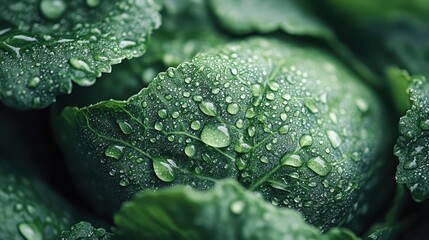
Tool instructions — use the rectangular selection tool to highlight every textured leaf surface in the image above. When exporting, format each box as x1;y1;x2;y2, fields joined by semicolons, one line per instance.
209;0;334;39
0;0;161;109
114;180;323;240
57;37;388;230
59;222;113;240
395;76;429;202
0;161;75;240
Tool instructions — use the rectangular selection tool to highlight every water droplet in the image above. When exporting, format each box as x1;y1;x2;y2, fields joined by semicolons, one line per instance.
419;119;429;130
199;101;217;116
355;98;369;112
234;139;252;153
117;120;133;135
172;112;180;118
247;126;256;137
230;68;238;75
266;92;275;100
86;0;101;7
119;178;130;187
158;109;168;119
299;135;313;147
230;200;245;214
40;0;66;20
69;57;93;73
282;94;291;100
184;145;196;158
329;112;337;124
235;158;247;170
235;119;244;129
307;156;331;176
304;98;318;113
278;125;289;135
260;156;269;163
280;154;302;167
251;84;262;96
18;222;42;240
193;95;203;102
104;145;125;160
119;40;136;49
167;69;175;78
268;82;279;91
326;130;342;148
404;157;418;170
154;122;163;131
245;107;256;118
200;123;231;148
153;157;175;182
190;120;201;130
227;103;240;115
27;77;40;89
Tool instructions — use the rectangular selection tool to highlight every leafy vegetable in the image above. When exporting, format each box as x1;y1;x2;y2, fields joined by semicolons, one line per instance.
209;0;334;40
0;160;75;240
0;0;161;109
59;222;113;240
57;37;388;230
395;75;429;202
114;180;323;240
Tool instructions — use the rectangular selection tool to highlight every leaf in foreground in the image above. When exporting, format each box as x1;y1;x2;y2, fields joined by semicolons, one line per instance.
0;0;161;109
59;222;113;240
395;76;429;202
57;37;388;230
114;180;323;240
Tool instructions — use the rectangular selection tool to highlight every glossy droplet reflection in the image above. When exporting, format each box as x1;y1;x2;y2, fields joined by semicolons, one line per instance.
307;156;331;176
200;123;231;148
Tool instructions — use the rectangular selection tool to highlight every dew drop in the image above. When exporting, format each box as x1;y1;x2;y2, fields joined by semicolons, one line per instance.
326;130;342;148
69;57;93;73
304;98;318;113
419;119;429;130
245;107;256;118
200;123;231;148
260;156;269;163
40;0;66;20
153;157;175;182
184;145;196;158
234;139;252;153
247;126;256;137
235;158;247;170
117;120;133;135
280;154;302;167
154;122;163;131
307;156;331;176
18;222;42;240
266;92;275;100
230;68;238;75
199;101;217;116
404;157;418;170
251;84;262;96
119;178;129;187
158;109;168;119
190;120;201;130
27;77;41;89
104;145;124;160
227;103;240;115
235;119;244;129
299;135;313;147
278;125;289;135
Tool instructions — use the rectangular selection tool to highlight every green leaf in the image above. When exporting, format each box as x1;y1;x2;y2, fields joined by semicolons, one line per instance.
324;228;360;240
0;0;161;109
209;0;334;40
386;67;412;115
395;76;429;202
0;160;75;240
57;37;389;230
114;180;323;240
59;222;113;240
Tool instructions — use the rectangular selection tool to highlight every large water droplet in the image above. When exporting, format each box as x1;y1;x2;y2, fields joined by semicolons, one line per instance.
251;84;262;96
245;107;256;118
355;98;369;112
27;77;41;89
227;103;240;115
117;120;133;135
326;130;342;148
234;139;252;153
158;109;168;119
304;98;318;113
280;154;302;167
200;123;231;148
299;135;313;147
184;144;196;158
199;101;217;117
278;125;289;135
69;57;93;73
190;120;201;130
153;157;175;182
40;0;66;20
18;222;42;240
104;144;125;160
307;156;331;176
